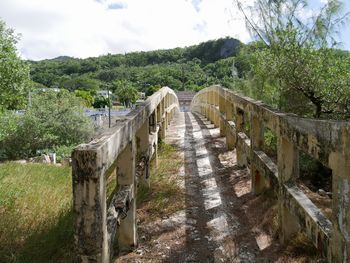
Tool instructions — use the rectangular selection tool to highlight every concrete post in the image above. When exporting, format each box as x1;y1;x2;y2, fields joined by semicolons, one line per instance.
117;139;137;251
236;107;245;167
72;151;108;262
199;94;203;115
214;88;219;106
202;103;205;118
214;91;220;128
225;97;236;150
211;90;215;125
328;133;350;262
209;107;213;125
277;135;300;243
156;104;161;126
277;136;299;183
167;96;171;126
159;100;166;139
167;96;171;125
165;112;169;130
136;120;150;188
149;111;156;133
208;91;213;123
250;114;266;194
219;91;226;137
152;110;159;168
329;174;350;262
164;97;168;130
205;92;210;119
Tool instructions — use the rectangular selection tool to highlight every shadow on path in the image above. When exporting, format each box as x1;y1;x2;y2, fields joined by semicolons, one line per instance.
165;112;215;262
165;111;261;262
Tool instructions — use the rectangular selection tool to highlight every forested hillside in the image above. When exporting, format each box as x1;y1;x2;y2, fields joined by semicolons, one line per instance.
29;37;241;95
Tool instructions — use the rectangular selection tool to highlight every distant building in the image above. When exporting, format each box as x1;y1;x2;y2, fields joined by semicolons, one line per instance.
39;88;60;92
97;90;112;98
176;91;196;112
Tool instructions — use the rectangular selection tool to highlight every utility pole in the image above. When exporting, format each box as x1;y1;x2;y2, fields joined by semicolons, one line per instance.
107;84;111;128
182;64;185;91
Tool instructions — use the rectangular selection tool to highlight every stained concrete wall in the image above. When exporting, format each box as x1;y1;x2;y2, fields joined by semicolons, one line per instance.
72;87;179;263
191;85;350;262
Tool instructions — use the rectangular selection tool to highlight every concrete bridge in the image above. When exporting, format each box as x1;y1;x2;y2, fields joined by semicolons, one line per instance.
72;86;350;262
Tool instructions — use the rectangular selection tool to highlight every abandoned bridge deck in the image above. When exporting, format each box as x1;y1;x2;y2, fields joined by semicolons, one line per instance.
116;110;283;262
72;86;350;263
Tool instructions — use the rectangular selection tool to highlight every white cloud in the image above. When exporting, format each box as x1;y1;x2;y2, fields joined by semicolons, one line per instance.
0;0;250;60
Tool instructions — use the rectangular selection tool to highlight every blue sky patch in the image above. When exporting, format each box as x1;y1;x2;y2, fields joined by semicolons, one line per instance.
191;0;202;12
108;2;127;10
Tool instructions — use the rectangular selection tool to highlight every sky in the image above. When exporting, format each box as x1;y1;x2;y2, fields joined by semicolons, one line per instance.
0;0;349;60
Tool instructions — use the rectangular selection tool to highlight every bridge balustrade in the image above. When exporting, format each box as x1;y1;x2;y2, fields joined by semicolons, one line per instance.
191;85;350;262
71;87;179;263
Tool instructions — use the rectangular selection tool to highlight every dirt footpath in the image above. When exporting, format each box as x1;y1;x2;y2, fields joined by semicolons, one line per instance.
115;111;317;263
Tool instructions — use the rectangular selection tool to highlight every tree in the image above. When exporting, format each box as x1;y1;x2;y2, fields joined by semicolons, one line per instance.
145;84;161;96
29;37;242;94
234;0;350;119
113;80;139;106
92;96;111;109
234;0;348;48
59;75;100;92
0;20;30;110
75;90;94;107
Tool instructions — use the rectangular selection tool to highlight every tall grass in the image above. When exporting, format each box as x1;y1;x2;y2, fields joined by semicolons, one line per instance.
137;142;184;223
0;163;73;263
0;143;184;262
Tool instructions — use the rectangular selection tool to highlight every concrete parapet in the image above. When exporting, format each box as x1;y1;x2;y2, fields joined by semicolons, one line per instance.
72;87;179;262
191;85;350;262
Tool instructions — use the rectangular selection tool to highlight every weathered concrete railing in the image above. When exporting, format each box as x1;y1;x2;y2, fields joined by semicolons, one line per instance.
72;87;179;262
191;85;350;262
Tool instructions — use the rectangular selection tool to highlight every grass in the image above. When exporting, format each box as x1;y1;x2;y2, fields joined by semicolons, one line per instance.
0;142;184;262
137;142;185;223
0;163;73;263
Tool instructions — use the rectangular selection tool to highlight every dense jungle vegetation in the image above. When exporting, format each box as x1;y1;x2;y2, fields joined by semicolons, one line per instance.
28;37;241;95
29;33;350;121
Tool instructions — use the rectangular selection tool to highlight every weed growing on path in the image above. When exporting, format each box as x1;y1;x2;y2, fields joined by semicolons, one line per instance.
137;142;185;224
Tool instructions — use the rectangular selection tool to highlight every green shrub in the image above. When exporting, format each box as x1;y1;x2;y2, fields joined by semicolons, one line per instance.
0;90;94;160
92;96;111;108
263;129;277;157
113;80;139;105
53;145;75;163
74;90;94;107
0;111;22;159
